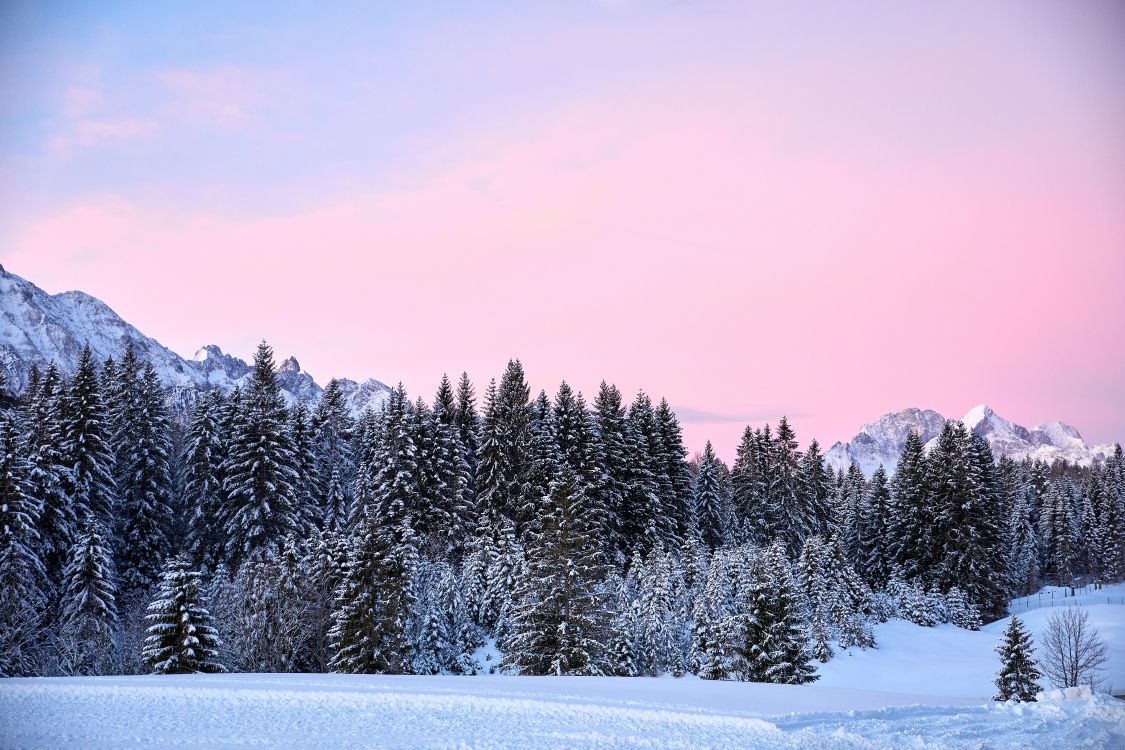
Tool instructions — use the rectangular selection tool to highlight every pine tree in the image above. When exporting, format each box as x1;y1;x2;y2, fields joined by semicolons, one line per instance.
0;415;48;676
859;466;892;587
422;376;473;557
1005;487;1040;596
888;431;929;579
21;364;74;587
694;442;727;549
223;341;301;567
504;464;609;676
328;518;414;674
115;363;172;599
797;439;835;540
453;372;480;506
57;519;118;674
993;616;1041;701
593;381;630;565
731;426;771;546
184;391;227;567
312;379;356;532
61;346;117;530
142;555;225;674
654;399;693;545
732;541;817;684
770;417;810;557
621;392;668;555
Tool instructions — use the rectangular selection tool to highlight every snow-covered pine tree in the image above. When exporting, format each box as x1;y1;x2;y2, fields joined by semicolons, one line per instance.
633;550;685;676
453;371;480;505
993;615;1041;701
945;586;982;630
184;390;226;568
328;517;414;674
0;415;48;676
621;392;668;556
1041;481;1078;588
694;441;727;549
57;518;118;675
358;384;420;560
61;346;117;531
593;381;630;565
312;378;356;532
655;399;693;546
730;426;772;546
732;541;817;684
115;363;172;600
20;364;74;587
504;463;610;676
859;466;892;587
769;417;810;557
796;439;835;541
1005;487;1040;597
288;403;319;536
423;376;473;558
142;555;225;674
223;341;302;568
887;431;930;580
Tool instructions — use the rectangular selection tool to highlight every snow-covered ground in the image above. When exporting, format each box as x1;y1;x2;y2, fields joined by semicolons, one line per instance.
820;583;1125;698
3;585;1123;748
1;673;1123;749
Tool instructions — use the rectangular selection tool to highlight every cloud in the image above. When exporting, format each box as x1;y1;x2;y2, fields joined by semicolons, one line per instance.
672;406;808;425
151;65;299;129
47;117;159;156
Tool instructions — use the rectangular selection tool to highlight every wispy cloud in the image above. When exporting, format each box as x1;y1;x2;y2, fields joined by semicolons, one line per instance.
48;116;159;156
672;406;808;425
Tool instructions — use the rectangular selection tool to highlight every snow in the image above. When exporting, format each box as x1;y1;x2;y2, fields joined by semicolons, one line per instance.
2;673;1123;749
3;586;1125;747
820;583;1125;698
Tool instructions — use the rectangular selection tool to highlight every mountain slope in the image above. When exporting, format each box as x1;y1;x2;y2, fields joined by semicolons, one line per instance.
0;264;391;416
827;404;1118;477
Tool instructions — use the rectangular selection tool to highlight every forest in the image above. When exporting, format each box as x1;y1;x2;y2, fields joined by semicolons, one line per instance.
0;341;1121;679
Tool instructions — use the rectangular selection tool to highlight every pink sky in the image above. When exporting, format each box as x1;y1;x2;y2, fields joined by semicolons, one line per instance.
1;1;1123;457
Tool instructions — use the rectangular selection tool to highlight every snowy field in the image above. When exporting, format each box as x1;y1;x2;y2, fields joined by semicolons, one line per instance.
2;673;1124;749
2;585;1124;749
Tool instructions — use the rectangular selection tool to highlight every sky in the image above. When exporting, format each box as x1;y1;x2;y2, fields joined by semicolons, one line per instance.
1;0;1123;459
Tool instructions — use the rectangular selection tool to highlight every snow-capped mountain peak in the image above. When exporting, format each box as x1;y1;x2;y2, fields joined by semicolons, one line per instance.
828;404;1117;477
0;266;391;419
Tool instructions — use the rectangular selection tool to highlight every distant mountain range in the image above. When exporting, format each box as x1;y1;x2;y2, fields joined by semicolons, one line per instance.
1;264;1118;468
825;404;1118;477
0;264;391;418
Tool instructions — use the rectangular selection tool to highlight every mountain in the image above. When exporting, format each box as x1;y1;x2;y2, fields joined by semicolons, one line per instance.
0;264;391;417
826;404;1118;477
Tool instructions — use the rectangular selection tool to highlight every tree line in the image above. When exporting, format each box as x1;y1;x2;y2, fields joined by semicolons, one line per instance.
0;341;1121;678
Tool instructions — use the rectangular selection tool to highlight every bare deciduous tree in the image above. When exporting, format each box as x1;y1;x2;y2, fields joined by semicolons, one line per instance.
1039;606;1109;690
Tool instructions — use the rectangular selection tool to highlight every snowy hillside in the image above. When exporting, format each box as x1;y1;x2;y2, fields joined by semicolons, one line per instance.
827;404;1117;477
0;264;391;416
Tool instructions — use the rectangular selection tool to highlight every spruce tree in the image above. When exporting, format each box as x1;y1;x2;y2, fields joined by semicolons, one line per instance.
622;392;668;555
731;426;771;546
859;466;892;587
593;381;630;564
654;399;693;545
770;417;809;557
993;616;1041;701
694;441;727;549
888;431;930;579
796;439;835;540
142;555;225;674
61;346;117;530
223;341;301;567
115;363;172;599
57;518;118;674
504;464;609;675
328;519;414;674
184;391;227;567
0;415;48;676
312;379;356;532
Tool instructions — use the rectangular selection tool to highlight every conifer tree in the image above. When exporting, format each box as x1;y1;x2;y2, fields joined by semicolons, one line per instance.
328;518;414;674
57;518;118;674
223;341;301;567
731;426;771;546
621;392;668;555
505;464;609;675
770;417;810;556
797;439;835;540
655;399;693;544
312;379;356;532
453;372;480;502
0;415;48;676
993;616;1041;701
184;391;226;567
694;442;727;549
142;555;225;674
732;541;817;684
593;381;630;564
859;466;892;587
888;431;929;579
1005;488;1040;596
21;364;73;587
61;346;117;530
115;363;172;599
423;376;473;557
